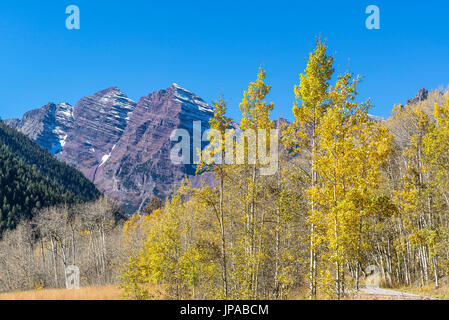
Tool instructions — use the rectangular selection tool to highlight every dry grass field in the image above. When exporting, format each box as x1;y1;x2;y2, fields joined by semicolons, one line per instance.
0;286;122;300
394;284;449;300
0;284;444;300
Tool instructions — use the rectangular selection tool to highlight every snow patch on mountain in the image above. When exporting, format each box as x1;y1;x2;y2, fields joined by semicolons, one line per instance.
99;143;116;167
172;83;213;114
60;134;68;147
368;114;385;122
99;154;111;167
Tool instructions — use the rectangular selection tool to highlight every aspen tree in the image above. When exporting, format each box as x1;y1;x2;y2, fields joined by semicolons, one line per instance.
282;39;334;299
313;73;391;298
199;96;232;298
422;97;449;287
392;104;435;287
238;67;274;299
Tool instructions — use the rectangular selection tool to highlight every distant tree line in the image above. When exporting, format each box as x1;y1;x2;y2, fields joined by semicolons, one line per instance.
0;197;125;292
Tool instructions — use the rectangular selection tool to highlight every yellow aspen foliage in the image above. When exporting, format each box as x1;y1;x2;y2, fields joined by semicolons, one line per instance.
281;39;335;300
311;76;392;298
240;67;274;132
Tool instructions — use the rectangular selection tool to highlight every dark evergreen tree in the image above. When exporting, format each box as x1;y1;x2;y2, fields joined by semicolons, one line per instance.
0;121;100;233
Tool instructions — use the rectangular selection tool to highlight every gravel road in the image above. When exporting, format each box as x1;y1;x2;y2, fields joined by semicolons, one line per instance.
359;286;439;300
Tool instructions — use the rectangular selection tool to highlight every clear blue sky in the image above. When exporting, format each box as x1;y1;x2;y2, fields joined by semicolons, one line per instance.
1;0;448;121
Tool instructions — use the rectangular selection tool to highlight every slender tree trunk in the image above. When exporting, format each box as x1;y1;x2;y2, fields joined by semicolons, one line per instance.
219;170;228;299
433;257;439;288
40;238;46;277
71;225;76;265
250;164;257;298
309;131;317;300
274;159;281;298
50;237;58;287
309;223;316;299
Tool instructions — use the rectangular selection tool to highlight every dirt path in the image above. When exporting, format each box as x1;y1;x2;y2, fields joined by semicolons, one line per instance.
358;286;438;300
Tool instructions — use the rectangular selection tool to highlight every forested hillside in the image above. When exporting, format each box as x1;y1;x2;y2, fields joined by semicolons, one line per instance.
0;121;100;232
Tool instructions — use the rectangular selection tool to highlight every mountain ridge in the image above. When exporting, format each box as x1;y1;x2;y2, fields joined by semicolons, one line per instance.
5;84;213;212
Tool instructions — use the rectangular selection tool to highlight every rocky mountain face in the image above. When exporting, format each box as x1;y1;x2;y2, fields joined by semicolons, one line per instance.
6;84;213;212
56;87;137;182
5;102;74;154
90;84;213;211
407;88;429;105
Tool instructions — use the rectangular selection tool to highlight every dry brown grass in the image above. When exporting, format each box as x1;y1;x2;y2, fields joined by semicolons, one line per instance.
394;284;449;300
0;286;122;300
1;284;443;300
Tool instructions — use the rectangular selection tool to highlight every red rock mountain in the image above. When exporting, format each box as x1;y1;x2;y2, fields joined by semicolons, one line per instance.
6;84;213;212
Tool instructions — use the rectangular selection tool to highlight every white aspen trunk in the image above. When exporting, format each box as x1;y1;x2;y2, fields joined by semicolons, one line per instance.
40;239;46;276
50;237;58;287
71;225;76;265
309;130;317;300
433;257;439;288
219;170;228;298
